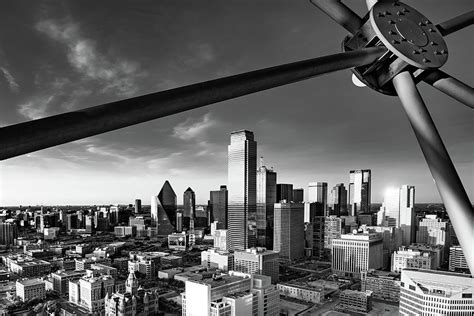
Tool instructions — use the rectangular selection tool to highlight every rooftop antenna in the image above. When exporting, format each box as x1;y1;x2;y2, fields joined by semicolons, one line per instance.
0;0;472;272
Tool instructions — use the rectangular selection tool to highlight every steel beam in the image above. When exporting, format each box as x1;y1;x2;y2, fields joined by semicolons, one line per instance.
310;0;363;34
420;70;474;109
436;10;474;36
392;71;474;273
0;47;386;160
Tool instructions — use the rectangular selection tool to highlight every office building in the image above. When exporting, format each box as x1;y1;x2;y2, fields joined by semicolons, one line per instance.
4;255;52;277
227;130;257;250
213;229;228;251
365;226;403;269
408;244;444;270
277;184;293;202
349;169;371;216
182;272;252;316
16;278;45;302
399;269;474;315
52;270;86;295
361;271;401;302
151;180;177;235
417;215;451;248
256;163;277;249
251;275;279;316
332;229;383;278
449;246;469;272
392;248;435;272
273;202;305;261
201;249;234;271
330;183;347;216
183;187;196;230
0;221;18;246
311;216;326;259
234;248;279;283
379;185;415;245
210;185;228;228
290;188;303;203
134;199;141;214
168;232;195;251
337;290;371;314
324;216;343;249
69;270;115;313
308;182;328;214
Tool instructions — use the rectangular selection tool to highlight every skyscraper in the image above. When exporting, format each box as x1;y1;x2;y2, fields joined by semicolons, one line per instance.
227;130;257;250
151;180;177;235
349;169;371;216
292;188;304;203
159;180;177;227
332;229;383;279
399;185;415;246
273;202;305;261
183;187;196;230
330;183;347;216
0;221;17;246
308;182;328;216
210;185;228;228
134;199;141;214
276;184;293;202
257;164;277;249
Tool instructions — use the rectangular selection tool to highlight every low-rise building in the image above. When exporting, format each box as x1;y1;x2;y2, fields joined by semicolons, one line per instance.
361;270;401;302
52;270;86;296
449;246;469;272
201;248;234;272
392;248;434;272
399;269;474;315
3;254;51;277
337;290;371;314
16;278;45;302
277;282;322;303
168;232;195;251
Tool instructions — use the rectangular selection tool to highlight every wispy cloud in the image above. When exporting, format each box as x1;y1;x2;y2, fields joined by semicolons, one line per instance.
173;112;216;141
180;42;216;68
1;67;19;93
18;95;55;120
36;19;143;97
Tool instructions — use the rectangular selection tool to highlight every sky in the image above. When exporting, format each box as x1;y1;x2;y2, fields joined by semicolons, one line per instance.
0;0;472;206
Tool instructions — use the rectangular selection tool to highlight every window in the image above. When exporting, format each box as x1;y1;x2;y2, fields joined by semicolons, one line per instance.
409;285;416;291
461;293;472;298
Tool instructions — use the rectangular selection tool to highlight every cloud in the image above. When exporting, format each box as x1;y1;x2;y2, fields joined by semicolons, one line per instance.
36;19;143;97
1;67;19;93
173;112;216;141
18;95;55;120
180;42;216;68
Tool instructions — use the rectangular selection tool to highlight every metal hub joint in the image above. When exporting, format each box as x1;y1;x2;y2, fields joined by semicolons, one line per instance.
343;1;448;95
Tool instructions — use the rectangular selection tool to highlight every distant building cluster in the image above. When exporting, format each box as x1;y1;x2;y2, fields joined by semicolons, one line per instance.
1;128;471;315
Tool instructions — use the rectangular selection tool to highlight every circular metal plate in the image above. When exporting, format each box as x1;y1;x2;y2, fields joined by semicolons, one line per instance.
370;1;448;69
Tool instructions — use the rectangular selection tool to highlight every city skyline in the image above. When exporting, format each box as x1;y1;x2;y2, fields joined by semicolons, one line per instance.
1;1;473;206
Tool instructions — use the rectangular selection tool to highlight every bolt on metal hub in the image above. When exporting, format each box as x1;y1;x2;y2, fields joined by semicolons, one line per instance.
370;1;448;69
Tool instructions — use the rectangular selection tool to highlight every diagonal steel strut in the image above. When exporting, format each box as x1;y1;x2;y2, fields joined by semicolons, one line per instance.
393;71;474;273
0;47;386;160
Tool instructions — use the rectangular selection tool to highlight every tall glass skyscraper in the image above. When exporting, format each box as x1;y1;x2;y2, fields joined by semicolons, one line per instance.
257;165;277;249
276;184;293;202
308;182;328;215
210;185;228;228
183;187;196;230
380;185;415;246
151;180;177;235
330;183;347;216
349;169;371;216
227;130;257;250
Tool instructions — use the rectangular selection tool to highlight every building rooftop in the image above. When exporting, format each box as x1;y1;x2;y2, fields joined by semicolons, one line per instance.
192;273;250;289
403;269;473;296
16;278;44;286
